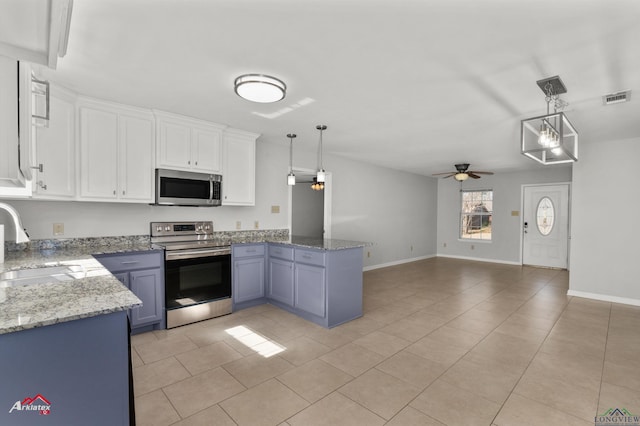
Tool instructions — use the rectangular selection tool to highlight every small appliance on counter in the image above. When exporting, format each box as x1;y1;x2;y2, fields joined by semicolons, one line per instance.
151;221;231;328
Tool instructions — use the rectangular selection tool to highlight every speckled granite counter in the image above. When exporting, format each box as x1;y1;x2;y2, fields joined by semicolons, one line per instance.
0;239;153;335
0;230;368;334
284;236;371;250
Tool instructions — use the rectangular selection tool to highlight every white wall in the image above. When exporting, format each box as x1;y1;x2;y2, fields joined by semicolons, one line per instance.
436;167;572;264
3;140;438;269
569;137;640;304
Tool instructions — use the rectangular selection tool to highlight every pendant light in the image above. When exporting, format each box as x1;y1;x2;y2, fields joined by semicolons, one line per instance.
287;133;296;186
521;76;578;164
316;125;327;183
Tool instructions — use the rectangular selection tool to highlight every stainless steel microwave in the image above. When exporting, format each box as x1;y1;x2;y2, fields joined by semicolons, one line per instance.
155;169;222;206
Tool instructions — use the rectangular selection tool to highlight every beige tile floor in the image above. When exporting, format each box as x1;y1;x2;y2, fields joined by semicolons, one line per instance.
132;257;640;425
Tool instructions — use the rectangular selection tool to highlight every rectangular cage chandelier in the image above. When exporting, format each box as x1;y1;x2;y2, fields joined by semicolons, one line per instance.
521;76;578;165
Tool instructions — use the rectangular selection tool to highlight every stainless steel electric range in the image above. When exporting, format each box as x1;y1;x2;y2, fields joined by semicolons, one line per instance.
150;221;231;328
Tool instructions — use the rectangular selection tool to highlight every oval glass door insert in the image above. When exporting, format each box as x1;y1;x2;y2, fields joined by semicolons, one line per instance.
536;197;555;236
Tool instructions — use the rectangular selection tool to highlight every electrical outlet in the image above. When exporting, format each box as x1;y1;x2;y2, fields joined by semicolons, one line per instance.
367;251;371;258
235;221;241;230
410;245;413;251
443;242;447;248
53;223;64;236
254;221;259;229
271;205;280;214
471;245;475;250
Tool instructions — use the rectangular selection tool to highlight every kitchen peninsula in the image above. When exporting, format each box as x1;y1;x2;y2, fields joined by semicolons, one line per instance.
233;237;369;328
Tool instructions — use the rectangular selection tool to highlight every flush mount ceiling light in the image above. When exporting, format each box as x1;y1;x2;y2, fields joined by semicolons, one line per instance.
234;74;286;103
316;124;327;183
521;76;578;165
286;133;296;186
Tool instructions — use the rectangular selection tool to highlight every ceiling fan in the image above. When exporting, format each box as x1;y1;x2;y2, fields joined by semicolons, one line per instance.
432;163;494;181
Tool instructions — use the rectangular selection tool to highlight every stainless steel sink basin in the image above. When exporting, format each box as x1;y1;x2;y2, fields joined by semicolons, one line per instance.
0;265;85;288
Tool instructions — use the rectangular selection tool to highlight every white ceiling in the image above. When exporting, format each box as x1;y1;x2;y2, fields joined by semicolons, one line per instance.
10;0;640;176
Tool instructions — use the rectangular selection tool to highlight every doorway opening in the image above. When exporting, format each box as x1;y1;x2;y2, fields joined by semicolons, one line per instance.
289;168;332;239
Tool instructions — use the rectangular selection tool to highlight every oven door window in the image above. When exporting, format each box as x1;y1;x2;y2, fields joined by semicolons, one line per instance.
165;255;231;309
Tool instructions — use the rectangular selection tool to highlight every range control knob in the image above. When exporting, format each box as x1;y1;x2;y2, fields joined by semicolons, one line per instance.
165;225;171;232
156;225;163;232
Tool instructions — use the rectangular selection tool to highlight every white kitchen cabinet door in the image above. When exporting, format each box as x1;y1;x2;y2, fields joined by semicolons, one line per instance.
191;126;222;173
79;107;118;199
79;98;154;203
155;112;225;174
119;114;154;202
33;92;75;199
222;130;258;206
157;119;192;170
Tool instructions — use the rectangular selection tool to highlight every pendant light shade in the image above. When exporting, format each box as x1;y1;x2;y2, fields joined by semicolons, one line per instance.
286;133;296;186
316;125;327;183
234;74;286;103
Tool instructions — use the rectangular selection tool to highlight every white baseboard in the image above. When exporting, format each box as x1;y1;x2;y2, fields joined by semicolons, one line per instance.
436;254;521;266
567;290;640;307
363;254;436;271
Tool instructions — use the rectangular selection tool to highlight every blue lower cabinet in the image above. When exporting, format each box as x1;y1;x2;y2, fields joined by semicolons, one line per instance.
0;312;131;425
129;269;163;328
268;258;295;306
232;243;363;328
232;244;266;309
95;250;165;333
294;262;326;318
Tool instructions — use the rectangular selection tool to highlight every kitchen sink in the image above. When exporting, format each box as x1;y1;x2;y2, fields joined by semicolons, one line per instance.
0;265;85;288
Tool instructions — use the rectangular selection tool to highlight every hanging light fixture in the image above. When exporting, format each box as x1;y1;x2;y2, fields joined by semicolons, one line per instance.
521;76;578;164
311;177;324;191
316;125;327;183
234;74;286;103
286;133;296;186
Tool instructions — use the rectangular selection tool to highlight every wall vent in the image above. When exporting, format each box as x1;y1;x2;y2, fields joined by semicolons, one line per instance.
603;90;631;105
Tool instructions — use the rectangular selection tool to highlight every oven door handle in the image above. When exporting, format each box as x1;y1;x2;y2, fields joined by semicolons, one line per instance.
166;248;231;260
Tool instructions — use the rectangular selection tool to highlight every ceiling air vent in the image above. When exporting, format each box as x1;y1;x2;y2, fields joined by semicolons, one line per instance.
603;90;631;105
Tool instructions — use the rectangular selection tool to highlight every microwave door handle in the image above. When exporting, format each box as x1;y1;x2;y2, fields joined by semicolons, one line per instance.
209;178;214;202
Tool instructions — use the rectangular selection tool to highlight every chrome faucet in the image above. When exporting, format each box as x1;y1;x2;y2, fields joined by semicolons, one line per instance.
0;203;30;243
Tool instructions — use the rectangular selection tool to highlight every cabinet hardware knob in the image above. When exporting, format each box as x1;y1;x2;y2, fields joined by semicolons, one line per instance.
37;180;47;190
31;164;44;172
113;190;117;195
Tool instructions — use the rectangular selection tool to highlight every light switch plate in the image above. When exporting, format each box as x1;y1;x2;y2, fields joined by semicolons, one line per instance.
53;223;64;236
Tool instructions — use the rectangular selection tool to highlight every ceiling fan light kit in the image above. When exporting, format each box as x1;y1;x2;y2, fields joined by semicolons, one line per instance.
521;75;578;165
433;163;494;181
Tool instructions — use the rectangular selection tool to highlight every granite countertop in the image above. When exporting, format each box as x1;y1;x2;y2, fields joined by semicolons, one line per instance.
0;230;368;335
0;242;152;335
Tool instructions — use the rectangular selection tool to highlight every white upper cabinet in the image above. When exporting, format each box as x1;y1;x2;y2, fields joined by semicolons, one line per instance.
78;98;154;203
222;128;259;206
32;86;75;199
155;111;224;174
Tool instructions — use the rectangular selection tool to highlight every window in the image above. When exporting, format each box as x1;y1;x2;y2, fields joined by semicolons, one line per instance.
460;190;493;240
536;196;555;236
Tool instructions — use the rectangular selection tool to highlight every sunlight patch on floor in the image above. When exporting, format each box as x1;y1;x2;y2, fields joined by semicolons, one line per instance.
225;325;286;357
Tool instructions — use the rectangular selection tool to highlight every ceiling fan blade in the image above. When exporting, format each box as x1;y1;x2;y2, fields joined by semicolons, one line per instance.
467;172;482;179
432;172;456;177
468;171;494;175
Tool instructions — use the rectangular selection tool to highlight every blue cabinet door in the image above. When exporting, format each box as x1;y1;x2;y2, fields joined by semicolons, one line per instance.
294;263;326;318
233;257;265;303
129;269;163;328
269;258;294;306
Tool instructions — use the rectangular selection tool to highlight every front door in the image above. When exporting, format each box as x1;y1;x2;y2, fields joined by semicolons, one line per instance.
522;184;570;269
